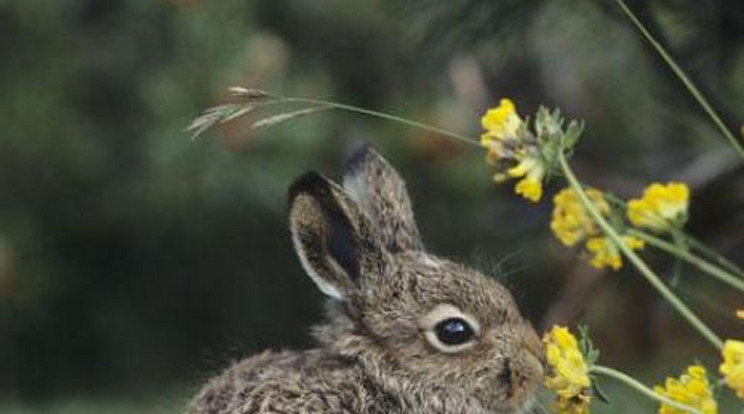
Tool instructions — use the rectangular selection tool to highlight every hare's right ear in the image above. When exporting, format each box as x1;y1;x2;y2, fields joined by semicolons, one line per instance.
343;147;423;252
288;172;386;300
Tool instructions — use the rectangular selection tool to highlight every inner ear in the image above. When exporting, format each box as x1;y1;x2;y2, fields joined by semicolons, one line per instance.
289;172;385;299
323;198;361;281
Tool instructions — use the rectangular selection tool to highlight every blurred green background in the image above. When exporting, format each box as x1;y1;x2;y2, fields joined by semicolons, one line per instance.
1;0;743;412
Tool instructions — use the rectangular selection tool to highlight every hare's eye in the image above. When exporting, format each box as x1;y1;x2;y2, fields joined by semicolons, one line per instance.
421;304;480;353
435;318;474;345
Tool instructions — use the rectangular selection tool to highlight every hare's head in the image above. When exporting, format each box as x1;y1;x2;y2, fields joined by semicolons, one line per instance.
289;147;544;412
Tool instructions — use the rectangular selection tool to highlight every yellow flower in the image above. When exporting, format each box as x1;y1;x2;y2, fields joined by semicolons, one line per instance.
543;326;592;404
551;187;610;247
737;309;744;320
510;157;546;202
627;182;690;232
551;187;643;270
480;98;522;144
585;235;644;270
720;339;744;399
514;177;543;203
480;99;547;203
654;365;717;414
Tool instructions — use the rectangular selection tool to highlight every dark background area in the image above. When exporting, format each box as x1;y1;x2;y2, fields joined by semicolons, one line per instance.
1;0;743;412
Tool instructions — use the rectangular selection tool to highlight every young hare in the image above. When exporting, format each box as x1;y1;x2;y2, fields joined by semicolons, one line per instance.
188;147;544;414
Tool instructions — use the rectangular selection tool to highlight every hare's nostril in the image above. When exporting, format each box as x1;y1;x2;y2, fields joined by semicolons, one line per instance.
499;359;514;397
502;360;513;382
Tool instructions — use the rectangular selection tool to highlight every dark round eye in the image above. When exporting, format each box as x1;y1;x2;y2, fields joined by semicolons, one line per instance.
434;317;475;346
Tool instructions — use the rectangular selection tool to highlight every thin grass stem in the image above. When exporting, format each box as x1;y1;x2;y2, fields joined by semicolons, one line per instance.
613;0;744;158
280;97;481;147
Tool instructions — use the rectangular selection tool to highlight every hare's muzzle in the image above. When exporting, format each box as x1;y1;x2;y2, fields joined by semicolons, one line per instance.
523;323;546;370
504;324;545;405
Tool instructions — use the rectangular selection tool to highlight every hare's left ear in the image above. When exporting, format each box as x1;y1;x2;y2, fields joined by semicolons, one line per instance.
289;172;386;300
343;147;423;253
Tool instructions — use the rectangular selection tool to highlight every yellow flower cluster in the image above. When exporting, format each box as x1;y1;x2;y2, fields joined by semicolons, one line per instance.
543;326;592;414
627;182;689;232
481;98;522;142
585;235;644;270
551;187;644;270
654;365;717;414
551;188;609;246
720;340;744;399
480;99;546;202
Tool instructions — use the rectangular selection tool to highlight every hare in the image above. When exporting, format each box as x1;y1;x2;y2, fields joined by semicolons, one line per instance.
187;147;544;414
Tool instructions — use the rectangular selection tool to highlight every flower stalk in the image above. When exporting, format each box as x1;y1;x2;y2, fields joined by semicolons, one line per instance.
628;229;744;294
557;148;723;350
677;232;744;279
605;191;744;281
590;365;705;414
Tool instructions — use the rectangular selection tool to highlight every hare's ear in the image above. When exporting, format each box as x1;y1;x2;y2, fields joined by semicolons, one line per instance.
289;172;386;300
343;146;423;253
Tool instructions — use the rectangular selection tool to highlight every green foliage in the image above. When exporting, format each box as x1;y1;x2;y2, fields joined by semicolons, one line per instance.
534;106;584;182
578;324;600;367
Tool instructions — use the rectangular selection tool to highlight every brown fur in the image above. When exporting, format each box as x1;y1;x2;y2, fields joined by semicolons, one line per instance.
187;147;544;414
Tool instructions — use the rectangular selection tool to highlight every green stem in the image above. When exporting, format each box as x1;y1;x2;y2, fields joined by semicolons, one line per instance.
604;193;744;279
613;0;744;158
667;230;685;287
558;151;723;349
628;229;744;294
281;97;482;148
590;365;705;414
677;231;744;279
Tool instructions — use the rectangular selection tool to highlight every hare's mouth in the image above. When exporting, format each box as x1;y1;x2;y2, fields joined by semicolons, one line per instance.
496;351;544;409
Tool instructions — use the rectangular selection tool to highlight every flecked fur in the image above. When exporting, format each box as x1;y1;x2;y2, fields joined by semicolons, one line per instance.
187;147;544;414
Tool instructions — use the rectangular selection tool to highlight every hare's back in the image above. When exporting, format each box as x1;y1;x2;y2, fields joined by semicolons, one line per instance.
187;349;381;414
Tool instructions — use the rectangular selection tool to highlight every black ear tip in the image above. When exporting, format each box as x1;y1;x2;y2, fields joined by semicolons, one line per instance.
288;171;328;201
345;144;382;174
